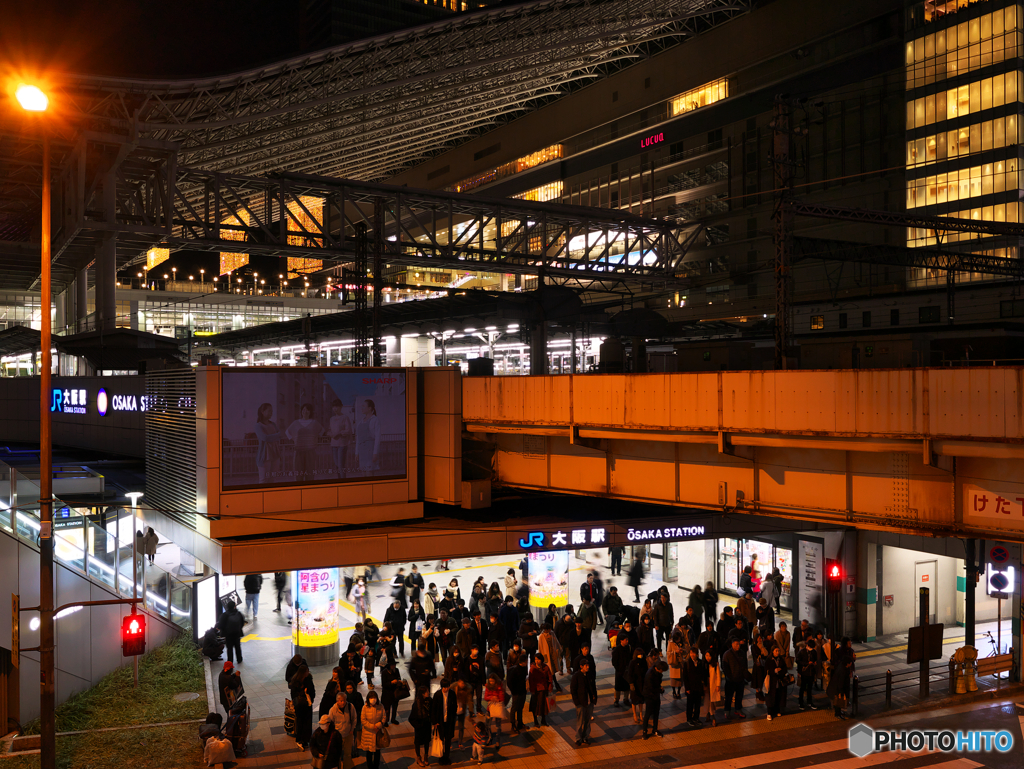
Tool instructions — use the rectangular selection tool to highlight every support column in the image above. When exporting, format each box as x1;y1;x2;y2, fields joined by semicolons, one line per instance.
97;170;117;331
570;327;577;374
75;267;88;333
96;236;116;331
964;538;977;648
530;322;547;375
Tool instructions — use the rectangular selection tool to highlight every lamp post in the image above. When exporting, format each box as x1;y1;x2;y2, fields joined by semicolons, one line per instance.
17;81;55;769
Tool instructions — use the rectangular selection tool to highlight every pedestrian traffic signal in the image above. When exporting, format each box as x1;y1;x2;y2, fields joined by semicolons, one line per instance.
121;611;146;657
826;560;842;593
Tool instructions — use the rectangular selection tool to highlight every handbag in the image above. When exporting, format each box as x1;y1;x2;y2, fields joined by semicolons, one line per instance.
311;757;326;769
377;727;391;749
488;701;507;719
429;726;445;758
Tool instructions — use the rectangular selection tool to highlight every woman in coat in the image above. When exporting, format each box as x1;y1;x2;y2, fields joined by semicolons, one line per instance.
289;663;316;750
319;666;343;718
626;647;648;724
504;569;518;599
143;527;159;564
407;599;426;655
611;633;632;707
537;623;562;678
359;690;386;769
667;630;685;699
765;646;789;721
408;686;432;767
527;653;553;727
826;637;854;720
637;614;655;655
380;660;402;725
421;615;439;661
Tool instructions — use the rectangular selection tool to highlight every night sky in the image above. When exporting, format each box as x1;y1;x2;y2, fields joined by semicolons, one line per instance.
0;0;303;79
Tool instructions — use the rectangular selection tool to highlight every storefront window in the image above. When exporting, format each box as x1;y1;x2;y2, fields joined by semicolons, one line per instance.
775;547;793;610
718;538;739;592
743;540;773;591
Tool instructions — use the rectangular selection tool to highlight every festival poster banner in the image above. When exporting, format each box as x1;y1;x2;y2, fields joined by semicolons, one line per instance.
292;568;340;648
527;551;569;609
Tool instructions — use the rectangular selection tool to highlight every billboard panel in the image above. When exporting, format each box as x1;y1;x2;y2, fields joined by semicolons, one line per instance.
221;368;406;490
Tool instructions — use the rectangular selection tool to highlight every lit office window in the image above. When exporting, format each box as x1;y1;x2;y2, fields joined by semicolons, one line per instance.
916;0;988;25
146;247;169;271
906;71;1019;129
906;159;1019;209
810;315;824;330
668;78;729;117
219;212;250;276
513;181;564;203
905;6;1020;88
906;202;1019;247
906;115;1019;166
450;144;563;194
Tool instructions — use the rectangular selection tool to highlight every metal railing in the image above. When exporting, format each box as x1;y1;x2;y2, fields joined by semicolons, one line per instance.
0;459;191;631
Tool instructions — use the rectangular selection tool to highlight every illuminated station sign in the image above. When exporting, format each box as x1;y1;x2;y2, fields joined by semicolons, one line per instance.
51;387;148;415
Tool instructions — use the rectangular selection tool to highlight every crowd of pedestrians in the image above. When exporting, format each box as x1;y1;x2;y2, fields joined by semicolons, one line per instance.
217;554;856;767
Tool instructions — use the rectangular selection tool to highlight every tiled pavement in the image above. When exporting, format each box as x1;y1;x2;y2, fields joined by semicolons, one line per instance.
205;555;1018;767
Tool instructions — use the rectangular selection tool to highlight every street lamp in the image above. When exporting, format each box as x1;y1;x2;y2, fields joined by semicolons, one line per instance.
199;268;205;285
17;80;56;769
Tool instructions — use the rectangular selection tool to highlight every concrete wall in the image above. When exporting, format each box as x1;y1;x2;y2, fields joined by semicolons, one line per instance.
0;376;146;457
0;527;179;723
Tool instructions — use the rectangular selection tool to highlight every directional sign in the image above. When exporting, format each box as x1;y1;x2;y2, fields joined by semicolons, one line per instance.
990;545;1010;564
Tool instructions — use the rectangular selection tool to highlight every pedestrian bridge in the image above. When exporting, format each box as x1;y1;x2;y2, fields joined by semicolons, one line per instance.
463;368;1024;542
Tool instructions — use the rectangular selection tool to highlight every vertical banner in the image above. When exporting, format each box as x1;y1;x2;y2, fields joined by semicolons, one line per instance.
527;551;569;609
292;568;340;648
797;539;825;630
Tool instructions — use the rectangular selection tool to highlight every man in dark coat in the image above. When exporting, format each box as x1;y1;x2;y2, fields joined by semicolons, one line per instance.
609;546;625;576
603;586;624;626
570;659;598;746
431;678;458;765
721;638;748;719
273;572;287;613
507;656;528;734
384;599;408;657
628;556;645;603
408;646;436;692
681;647;705;727
217;602;246;663
642;660;667;738
653;593;674;651
499;596;520;648
826;637;855;720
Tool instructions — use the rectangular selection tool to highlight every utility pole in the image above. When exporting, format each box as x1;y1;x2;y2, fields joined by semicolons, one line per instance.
771;95;794;370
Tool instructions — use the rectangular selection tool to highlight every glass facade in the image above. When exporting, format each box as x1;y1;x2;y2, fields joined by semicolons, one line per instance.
904;0;1023;288
716;537;793;610
905;6;1020;89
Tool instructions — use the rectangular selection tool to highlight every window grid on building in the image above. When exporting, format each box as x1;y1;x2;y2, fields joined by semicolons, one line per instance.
906;158;1019;209
907;114;1018;166
905;6;1020;89
449;144;563;194
907;70;1019;129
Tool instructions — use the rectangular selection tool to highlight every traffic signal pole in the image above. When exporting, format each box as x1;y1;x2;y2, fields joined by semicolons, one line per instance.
964;538;977;649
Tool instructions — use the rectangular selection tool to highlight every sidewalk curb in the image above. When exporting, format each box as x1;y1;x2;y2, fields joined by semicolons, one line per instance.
858;681;1024;720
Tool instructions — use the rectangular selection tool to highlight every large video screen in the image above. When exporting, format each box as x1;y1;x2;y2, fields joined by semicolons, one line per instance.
221;368;406;490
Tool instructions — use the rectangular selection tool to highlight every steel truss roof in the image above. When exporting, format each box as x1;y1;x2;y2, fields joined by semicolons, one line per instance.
65;0;749;181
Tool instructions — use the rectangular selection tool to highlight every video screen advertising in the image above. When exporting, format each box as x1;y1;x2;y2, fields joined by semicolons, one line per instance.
221;368;407;491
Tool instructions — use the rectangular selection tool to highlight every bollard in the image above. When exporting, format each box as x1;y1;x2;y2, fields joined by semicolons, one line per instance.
885;669;892;709
949;658;956;695
852;675;859;717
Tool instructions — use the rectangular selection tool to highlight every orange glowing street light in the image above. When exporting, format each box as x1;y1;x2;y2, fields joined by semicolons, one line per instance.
15;84;48;112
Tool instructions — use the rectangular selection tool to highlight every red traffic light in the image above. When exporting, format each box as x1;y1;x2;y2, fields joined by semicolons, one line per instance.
826;559;843;593
121;612;146;657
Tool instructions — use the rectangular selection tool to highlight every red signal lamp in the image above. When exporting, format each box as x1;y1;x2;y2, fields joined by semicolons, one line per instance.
121;611;146;657
826;559;843;594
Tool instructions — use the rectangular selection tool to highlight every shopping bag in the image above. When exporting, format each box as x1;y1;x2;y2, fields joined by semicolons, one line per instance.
488;701;507;720
430;726;445;758
546;694;557;712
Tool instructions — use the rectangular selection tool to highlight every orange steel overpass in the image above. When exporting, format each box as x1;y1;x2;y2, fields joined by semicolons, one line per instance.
462;368;1024;543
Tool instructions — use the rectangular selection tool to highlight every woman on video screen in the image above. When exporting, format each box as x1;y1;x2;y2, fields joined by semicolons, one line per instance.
286;403;323;483
254;402;281;483
355;399;381;474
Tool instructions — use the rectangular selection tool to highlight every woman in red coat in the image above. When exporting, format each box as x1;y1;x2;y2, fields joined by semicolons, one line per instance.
528;654;553;727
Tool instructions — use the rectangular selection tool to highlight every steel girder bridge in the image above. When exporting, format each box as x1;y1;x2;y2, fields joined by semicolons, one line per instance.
50;137;696;286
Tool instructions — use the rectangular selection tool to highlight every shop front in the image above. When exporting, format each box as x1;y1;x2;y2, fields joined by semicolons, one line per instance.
716;535;796;612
